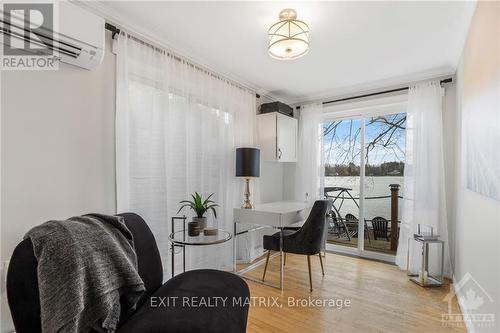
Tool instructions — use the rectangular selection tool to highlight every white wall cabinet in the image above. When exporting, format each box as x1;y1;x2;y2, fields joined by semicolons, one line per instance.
257;112;297;162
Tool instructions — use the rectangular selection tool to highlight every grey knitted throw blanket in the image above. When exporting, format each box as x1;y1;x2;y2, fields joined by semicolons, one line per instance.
25;214;145;333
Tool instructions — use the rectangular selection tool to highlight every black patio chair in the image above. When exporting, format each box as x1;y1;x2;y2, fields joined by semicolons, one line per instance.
328;210;340;235
344;213;371;244
371;216;390;241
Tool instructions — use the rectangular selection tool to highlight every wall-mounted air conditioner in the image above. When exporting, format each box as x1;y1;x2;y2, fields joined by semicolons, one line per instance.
0;2;105;70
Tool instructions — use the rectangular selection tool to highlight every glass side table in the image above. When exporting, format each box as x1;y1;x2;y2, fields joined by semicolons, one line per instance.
168;225;232;277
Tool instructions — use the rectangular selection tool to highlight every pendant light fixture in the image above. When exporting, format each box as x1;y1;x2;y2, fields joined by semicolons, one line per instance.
268;8;310;60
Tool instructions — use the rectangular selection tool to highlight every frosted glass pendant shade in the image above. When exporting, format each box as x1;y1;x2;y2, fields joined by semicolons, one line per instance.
268;8;309;60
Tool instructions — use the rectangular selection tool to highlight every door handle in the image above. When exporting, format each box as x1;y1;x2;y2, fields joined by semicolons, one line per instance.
278;148;282;159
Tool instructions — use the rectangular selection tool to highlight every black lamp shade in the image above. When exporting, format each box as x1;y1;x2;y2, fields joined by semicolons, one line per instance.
236;148;260;177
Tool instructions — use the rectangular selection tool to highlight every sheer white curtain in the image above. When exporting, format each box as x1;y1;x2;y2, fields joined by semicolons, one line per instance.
294;103;324;201
115;33;256;278
396;81;451;276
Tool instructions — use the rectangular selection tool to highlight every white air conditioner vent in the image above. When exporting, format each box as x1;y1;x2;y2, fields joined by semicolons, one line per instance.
0;2;105;70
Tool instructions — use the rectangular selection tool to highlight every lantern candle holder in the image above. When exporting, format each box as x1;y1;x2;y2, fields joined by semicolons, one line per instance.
406;224;444;287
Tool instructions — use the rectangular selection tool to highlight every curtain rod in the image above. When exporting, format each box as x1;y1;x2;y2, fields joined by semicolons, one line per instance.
104;23;260;99
295;77;453;109
105;22;120;39
321;77;452;106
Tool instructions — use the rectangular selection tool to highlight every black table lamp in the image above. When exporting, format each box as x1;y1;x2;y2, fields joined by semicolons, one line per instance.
236;148;260;209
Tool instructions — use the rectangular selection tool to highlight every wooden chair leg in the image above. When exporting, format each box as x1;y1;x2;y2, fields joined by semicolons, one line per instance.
318;253;325;276
284;252;287;266
307;255;313;292
262;251;271;282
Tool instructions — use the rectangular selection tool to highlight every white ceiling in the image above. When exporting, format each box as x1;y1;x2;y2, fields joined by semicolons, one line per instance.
94;1;476;104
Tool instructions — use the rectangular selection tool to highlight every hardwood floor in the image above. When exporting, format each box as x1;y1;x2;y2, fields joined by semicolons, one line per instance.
243;252;465;333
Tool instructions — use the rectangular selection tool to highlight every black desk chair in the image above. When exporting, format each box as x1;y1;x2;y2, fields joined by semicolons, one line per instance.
7;213;250;333
261;200;329;292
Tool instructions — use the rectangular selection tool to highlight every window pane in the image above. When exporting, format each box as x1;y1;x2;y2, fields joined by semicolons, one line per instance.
364;113;406;255
323;119;361;249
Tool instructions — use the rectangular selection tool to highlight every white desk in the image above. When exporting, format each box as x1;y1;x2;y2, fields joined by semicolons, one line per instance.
233;201;313;289
234;201;311;227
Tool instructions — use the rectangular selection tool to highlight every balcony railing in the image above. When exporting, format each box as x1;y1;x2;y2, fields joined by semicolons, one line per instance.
325;184;402;254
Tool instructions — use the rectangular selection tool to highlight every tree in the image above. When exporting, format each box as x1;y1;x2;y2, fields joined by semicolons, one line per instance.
323;113;406;173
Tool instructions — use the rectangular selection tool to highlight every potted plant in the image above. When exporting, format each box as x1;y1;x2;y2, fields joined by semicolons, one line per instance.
177;192;218;230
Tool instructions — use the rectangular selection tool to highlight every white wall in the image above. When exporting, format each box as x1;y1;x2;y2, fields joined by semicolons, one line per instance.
259;162;284;202
0;33;117;332
452;2;500;332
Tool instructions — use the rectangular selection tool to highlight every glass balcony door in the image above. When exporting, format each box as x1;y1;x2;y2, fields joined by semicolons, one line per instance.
323;109;406;262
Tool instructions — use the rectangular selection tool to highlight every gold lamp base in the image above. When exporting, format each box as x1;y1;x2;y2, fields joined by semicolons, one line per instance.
242;178;253;209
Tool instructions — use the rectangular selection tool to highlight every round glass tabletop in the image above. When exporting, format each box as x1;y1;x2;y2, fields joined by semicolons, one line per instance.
168;229;232;246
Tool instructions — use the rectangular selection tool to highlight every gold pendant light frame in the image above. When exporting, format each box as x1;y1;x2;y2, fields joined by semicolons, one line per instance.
268;8;310;60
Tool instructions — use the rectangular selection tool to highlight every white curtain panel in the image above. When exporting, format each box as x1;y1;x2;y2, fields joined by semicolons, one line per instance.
294;103;324;201
395;81;451;277
115;34;257;279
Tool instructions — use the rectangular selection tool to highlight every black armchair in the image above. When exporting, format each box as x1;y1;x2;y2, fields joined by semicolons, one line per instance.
7;213;250;333
261;200;329;292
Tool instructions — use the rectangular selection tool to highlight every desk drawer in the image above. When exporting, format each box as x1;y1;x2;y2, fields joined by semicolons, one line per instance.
281;207;311;225
234;209;281;227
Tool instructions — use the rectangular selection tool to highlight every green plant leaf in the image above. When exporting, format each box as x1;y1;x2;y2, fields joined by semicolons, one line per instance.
179;192;219;219
203;193;214;206
209;206;217;218
177;203;194;214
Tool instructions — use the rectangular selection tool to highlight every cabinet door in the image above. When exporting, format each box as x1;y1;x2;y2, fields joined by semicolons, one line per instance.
277;113;297;162
257;112;278;161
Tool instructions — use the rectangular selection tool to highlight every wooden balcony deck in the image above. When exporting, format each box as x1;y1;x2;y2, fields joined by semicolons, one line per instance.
327;231;396;255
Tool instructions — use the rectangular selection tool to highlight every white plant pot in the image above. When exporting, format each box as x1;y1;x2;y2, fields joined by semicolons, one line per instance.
192;217;207;230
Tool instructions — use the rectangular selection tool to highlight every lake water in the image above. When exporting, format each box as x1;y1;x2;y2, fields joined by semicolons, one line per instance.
324;176;404;220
